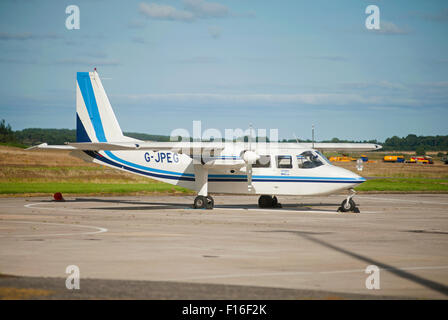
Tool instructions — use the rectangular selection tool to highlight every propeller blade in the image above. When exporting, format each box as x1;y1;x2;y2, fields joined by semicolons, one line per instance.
247;163;253;192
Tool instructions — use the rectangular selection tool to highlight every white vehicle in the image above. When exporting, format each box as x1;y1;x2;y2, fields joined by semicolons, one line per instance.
29;71;382;212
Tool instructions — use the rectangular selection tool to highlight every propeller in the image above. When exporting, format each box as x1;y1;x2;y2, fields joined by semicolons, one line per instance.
242;150;259;192
242;123;259;191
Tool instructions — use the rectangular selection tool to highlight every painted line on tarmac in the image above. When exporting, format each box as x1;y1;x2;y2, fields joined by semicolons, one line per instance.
0;220;108;238
182;265;448;281
358;196;448;205
24;202;84;212
0;205;28;208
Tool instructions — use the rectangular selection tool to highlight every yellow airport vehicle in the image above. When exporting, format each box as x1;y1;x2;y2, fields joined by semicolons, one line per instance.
329;156;357;162
408;156;433;164
383;155;405;163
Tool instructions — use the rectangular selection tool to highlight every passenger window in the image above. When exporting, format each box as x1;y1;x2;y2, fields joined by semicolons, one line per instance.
276;155;292;169
297;151;323;169
253;155;271;168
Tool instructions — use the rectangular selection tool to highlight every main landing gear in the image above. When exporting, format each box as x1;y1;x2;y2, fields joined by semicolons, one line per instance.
258;195;282;208
193;195;214;209
192;164;214;209
338;189;360;213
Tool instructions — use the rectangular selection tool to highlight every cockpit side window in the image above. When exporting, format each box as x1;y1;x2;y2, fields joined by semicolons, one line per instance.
253;155;271;168
276;155;292;169
297;151;324;169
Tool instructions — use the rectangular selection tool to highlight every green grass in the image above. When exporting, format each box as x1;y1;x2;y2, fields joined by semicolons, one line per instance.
0;141;28;148
0;182;192;195
1;179;447;195
3;166;110;172
355;178;448;192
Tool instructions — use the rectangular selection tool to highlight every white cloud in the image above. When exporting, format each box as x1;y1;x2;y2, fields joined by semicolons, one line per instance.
0;57;38;64
114;93;420;107
306;55;347;62
0;32;62;40
417;8;448;22
176;56;221;63
342;81;408;91
128;19;146;29
183;0;229;18
208;26;222;39
131;36;148;44
376;21;409;35
139;1;231;22
56;58;120;66
139;3;194;22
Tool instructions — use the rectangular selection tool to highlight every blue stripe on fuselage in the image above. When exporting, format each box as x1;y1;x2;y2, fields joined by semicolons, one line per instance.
103;150;195;178
87;152;364;184
88;152;195;181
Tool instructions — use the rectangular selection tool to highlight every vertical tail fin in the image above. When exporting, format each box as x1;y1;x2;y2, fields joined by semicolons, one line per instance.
76;71;129;142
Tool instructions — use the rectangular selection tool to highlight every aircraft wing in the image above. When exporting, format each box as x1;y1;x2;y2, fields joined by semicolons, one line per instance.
298;143;382;152
27;141;226;152
27;141;382;153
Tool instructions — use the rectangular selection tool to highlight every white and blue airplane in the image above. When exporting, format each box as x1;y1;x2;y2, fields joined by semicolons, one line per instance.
29;71;382;212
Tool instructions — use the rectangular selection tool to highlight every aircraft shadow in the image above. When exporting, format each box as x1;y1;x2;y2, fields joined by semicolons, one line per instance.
37;198;340;213
259;230;448;297
216;203;339;213
74;198;191;211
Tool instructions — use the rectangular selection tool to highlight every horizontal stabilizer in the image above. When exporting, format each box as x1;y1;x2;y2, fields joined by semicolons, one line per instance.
26;143;76;151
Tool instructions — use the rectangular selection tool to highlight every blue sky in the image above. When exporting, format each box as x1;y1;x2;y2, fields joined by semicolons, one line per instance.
0;0;447;141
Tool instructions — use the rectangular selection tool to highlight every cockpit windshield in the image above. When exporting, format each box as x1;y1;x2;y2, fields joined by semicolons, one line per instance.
315;150;332;165
297;150;329;169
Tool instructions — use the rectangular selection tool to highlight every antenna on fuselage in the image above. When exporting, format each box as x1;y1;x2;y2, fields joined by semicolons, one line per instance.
248;123;253;151
312;124;315;149
293;133;300;144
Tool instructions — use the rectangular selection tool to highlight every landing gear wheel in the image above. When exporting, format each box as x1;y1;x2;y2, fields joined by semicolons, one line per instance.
258;195;273;208
258;195;281;208
339;198;356;212
194;196;207;209
205;195;214;209
272;196;278;207
272;196;282;208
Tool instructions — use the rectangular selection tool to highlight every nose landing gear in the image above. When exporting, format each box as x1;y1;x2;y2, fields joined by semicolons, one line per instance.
338;189;360;213
258;195;282;208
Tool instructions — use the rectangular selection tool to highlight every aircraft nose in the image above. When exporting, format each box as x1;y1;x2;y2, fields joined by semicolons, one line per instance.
354;173;366;183
334;166;366;184
346;169;366;187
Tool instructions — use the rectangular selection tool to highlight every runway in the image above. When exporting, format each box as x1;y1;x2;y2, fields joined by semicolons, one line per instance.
0;194;447;299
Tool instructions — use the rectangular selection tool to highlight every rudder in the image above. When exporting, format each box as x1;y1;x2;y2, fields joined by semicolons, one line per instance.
76;71;129;143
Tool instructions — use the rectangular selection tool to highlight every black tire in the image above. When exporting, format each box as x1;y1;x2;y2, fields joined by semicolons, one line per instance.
194;196;207;209
340;198;356;212
272;196;278;207
258;195;273;208
205;196;214;209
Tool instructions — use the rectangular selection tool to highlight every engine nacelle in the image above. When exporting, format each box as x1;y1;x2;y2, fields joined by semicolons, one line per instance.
242;150;259;164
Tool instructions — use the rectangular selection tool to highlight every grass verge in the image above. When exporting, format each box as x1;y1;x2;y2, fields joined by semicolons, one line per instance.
0;182;191;195
355;178;448;192
0;142;28;149
0;178;447;196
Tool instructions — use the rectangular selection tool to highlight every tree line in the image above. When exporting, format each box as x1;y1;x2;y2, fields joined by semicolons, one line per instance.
1;119;447;151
